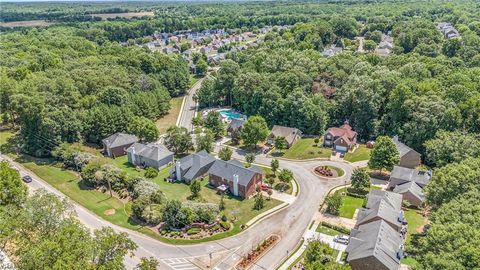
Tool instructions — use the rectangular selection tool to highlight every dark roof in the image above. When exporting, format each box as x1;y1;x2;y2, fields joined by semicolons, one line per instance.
357;199;404;229
393;181;425;202
270;125;302;145
126;143;173;161
208;159;261;187
347;220;403;270
171;150;216;182
366;190;403;211
390;166;431;186
227;118;245;131
392;136;419;158
102;133;138;148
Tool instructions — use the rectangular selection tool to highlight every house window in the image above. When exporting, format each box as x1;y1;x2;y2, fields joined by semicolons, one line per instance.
326;134;331;139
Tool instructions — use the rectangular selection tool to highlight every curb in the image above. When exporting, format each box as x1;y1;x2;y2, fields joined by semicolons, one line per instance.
245;202;289;227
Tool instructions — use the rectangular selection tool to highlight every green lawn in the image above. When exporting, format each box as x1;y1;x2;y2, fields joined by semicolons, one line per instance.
278;138;332;160
344;144;371;162
155;96;184;134
17;153;282;244
316;224;342;236
404;208;426;243
189;74;202;87
0;130;15;145
334;186;381;219
401;257;419;268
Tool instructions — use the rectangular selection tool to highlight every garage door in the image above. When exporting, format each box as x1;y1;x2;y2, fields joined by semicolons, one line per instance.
335;145;348;152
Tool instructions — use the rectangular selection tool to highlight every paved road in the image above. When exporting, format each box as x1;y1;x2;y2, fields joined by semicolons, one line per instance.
178;78;205;132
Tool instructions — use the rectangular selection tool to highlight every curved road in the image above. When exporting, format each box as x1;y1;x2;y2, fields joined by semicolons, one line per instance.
2;79;360;270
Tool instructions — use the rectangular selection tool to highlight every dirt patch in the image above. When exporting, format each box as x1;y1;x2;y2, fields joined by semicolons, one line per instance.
104;209;116;216
0;20;55;28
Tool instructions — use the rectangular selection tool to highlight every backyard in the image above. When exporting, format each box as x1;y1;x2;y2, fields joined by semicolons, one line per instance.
333;186;382;219
275;138;332;160
343;144;371;162
404;208;427;243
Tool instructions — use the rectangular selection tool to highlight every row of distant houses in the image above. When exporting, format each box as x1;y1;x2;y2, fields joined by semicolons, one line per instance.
102;132;262;199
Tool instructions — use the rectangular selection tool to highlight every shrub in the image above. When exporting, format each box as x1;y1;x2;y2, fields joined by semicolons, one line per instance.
221;214;228;222
187;227;201;235
320;221;351;235
220;221;231;230
133;180;159;199
144;167;159;178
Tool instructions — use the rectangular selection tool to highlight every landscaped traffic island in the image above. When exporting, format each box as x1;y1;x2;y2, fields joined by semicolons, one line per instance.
314;165;345;178
237;235;280;269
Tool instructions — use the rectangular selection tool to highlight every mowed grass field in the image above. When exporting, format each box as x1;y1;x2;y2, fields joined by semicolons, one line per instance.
334;186;381;219
344;144;371;162
155;96;184;134
279;138;332;160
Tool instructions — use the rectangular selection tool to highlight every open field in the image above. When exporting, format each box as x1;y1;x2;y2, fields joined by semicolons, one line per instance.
344;144;371;162
275;138;332;160
90;12;155;20
0;20;56;27
155;96;184;134
0;130;15;145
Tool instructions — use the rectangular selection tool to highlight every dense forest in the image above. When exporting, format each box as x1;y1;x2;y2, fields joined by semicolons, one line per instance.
1;1;480;269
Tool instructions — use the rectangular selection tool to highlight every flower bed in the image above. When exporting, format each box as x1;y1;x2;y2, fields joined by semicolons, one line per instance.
159;221;230;240
237;235;280;269
314;165;343;178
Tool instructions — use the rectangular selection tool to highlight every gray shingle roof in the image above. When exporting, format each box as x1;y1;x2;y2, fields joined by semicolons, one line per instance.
208;159;261;187
357;199;404;229
170;150;217;182
227;118;245;132
126;143;173;161
366;190;403;211
102;133;138;148
392;136;419;158
270;125;302;145
393;181;425;203
390;166;431;186
347;220;403;270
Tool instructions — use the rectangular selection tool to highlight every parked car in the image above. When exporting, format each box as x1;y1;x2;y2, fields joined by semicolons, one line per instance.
333;235;349;244
263;147;270;154
22;175;33;183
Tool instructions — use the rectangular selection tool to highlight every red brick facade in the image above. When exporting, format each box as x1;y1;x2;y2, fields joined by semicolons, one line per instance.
209;173;262;198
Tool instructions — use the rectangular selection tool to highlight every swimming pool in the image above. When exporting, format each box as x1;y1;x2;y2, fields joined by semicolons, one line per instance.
218;109;244;121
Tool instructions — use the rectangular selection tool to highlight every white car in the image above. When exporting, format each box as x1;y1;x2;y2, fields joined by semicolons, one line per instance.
333;235;349;244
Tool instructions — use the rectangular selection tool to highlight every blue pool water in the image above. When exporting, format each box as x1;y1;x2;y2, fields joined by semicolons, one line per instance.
219;109;243;121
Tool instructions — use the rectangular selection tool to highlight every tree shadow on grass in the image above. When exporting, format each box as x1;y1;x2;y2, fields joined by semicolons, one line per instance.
270;151;285;157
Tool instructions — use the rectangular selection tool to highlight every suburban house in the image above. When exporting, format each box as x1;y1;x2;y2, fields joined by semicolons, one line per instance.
387;166;432;189
267;125;302;148
346;220;403;270
102;133;139;158
356;190;406;233
324;121;358;152
227;118;245;135
208;159;263;199
392;136;421;169
437;22;460;39
393;181;425;207
169;150;216;183
126;143;174;170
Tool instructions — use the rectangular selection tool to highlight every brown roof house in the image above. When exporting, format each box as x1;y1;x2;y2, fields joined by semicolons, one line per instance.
208;159;262;199
392;136;421;169
267;125;302;148
102;133;139;158
387;166;431;189
392;181;425;208
169;150;216;183
126;143;174;170
227;118;245;135
324;121;357;152
356;190;406;233
346;220;403;270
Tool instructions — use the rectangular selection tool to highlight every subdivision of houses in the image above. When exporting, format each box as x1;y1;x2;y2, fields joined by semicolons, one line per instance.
102;132;139;158
324;121;357;152
267;125;302;148
346;190;406;270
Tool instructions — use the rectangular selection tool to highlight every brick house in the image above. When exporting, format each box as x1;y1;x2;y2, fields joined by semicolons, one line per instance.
208;159;262;198
102;133;138;158
392;136;421;169
324;121;357;152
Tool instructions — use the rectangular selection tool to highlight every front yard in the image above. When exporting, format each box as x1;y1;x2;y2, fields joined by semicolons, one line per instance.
275;138;332;160
343;144;371;162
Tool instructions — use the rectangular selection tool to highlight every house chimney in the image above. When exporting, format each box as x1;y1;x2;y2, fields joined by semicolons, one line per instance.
233;174;239;196
175;161;182;181
131;146;136;165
